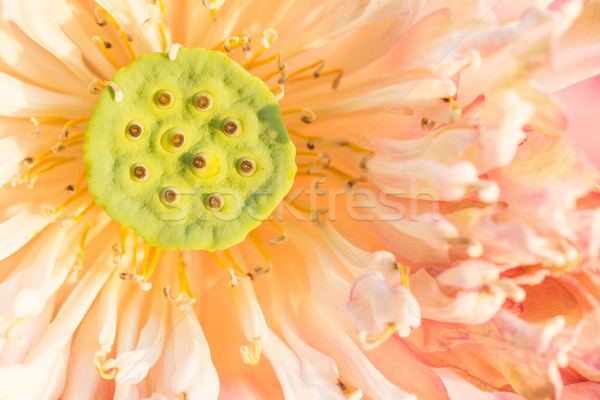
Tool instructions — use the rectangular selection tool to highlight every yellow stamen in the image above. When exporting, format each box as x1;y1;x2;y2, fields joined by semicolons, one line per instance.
77;224;92;268
72;201;97;224
143;247;163;279
63;116;90;131
446;96;461;110
208;251;227;269
286;59;324;81
132;233;139;274
244;48;282;70
118;225;129;257
93;347;116;380
54;188;89;215
359;323;398;350
261;68;285;83
140;241;151;277
146;0;167;17
95;6;120;30
177;251;195;300
121;31;137;61
24;157;74;185
158;20;168;52
295;151;320;157
240;337;262;365
93;36;121;69
223;248;249;277
267;219;285;237
270;84;284;100
211;33;248;53
281;108;316;123
397;262;410;290
73;170;87;193
247;230;272;270
61;132;85;146
88;79;107;95
293;68;343;88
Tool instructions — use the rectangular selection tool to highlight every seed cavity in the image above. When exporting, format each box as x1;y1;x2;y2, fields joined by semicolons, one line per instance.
126;120;144;141
161;127;186;152
236;157;257;177
221;117;242;138
160;186;181;206
193;91;214;111
191;152;220;178
204;193;224;211
131;162;150;182
155;90;175;108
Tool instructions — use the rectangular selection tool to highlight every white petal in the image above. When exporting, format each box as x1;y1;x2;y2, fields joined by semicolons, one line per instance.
170;310;219;400
262;329;345;400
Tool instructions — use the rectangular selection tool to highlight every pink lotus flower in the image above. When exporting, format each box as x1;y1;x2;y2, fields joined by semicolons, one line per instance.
0;0;599;399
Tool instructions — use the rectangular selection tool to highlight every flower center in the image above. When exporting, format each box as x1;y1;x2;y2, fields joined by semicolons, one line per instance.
84;47;297;251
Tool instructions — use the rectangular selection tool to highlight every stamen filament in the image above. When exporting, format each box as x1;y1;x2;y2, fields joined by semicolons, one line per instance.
286;60;324;81
223;248;249;277
293;68;343;89
121;31;137;61
60;117;90;140
68;171;85;193
158;20;168;52
95;7;121;30
143;247;163;279
54;188;89;215
399;262;410;290
118;225;129;257
240;338;262;365
93;36;121;69
132;233;139;274
140;241;151;277
281;108;315;123
266;220;286;245
72;201;97;223
247;230;272;272
77;224;92;268
177;251;195;299
359;324;398;350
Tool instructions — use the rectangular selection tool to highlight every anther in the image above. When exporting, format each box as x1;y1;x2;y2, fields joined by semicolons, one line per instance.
168;43;182;60
94;7;107;26
104;41;112;49
64;185;75;195
23;157;34;167
107;81;123;102
344;177;367;193
27;117;41;139
421;117;436;131
359;151;374;173
312;61;325;78
51;143;66;153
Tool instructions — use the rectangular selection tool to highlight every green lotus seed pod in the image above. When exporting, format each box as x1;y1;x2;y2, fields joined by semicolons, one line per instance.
84;47;297;251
